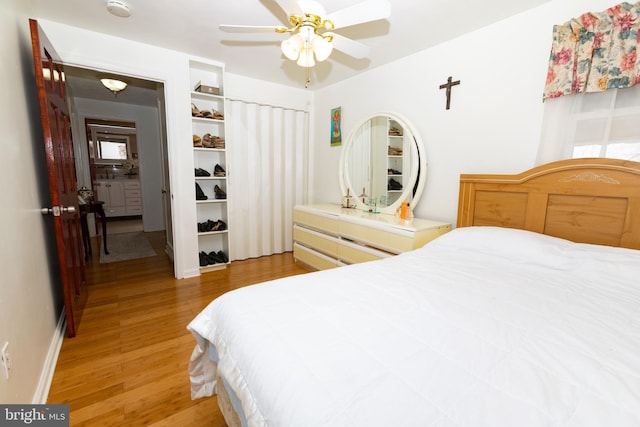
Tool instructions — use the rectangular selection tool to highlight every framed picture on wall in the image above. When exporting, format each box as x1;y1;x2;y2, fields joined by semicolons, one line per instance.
331;107;342;147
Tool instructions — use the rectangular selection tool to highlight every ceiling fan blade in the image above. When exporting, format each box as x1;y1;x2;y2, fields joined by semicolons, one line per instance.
273;0;303;16
327;33;370;59
219;24;283;33
326;0;391;29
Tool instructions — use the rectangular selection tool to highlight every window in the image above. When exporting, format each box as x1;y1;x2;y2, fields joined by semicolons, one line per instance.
537;85;640;164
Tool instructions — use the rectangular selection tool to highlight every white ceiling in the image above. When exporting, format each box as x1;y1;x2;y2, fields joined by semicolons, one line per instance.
31;0;550;102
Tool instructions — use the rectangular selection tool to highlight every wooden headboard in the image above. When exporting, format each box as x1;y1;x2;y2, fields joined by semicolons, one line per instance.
457;158;640;249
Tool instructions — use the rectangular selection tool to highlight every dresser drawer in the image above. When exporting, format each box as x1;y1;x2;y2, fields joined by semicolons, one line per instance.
337;239;391;264
123;181;140;189
125;189;141;198
338;220;413;254
293;243;339;271
292;204;452;271
126;197;142;206
293;225;338;256
293;208;338;234
126;206;143;214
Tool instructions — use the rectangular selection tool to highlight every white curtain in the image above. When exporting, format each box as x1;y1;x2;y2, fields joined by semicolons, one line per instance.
536;85;640;165
226;99;309;261
536;95;575;164
347;120;372;201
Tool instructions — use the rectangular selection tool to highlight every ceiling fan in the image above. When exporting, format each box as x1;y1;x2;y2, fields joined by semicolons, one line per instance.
220;0;391;86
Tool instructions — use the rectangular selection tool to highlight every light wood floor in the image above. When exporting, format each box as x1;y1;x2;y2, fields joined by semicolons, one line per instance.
47;231;311;426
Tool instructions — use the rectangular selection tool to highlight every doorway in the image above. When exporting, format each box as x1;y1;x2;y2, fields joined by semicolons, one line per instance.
64;65;174;268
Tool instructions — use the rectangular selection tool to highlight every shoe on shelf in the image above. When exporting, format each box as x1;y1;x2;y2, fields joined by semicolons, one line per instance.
214;185;226;199
213;137;225;149
217;250;229;263
387;168;402;175
210;219;227;231
193;134;202;147
214;164;226;177
195;168;211;177
388;146;403;156
197;220;213;233
197;219;227;233
388;127;403;136
202;133;224;149
212;110;224;120
192;103;203;118
207;251;223;264
199;251;209;266
202;133;212;148
388;178;403;190
192;103;213;119
195;183;208;200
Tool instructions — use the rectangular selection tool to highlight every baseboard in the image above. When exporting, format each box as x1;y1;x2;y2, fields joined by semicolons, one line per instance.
32;309;66;404
164;240;174;260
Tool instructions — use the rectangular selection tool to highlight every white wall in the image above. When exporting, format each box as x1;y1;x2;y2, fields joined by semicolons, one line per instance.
311;0;617;224
0;1;64;403
71;98;165;232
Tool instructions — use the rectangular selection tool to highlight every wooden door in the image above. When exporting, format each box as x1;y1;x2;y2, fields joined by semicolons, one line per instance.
30;19;86;338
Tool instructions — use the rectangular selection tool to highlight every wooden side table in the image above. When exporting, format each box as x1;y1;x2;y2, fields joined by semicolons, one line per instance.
79;201;109;261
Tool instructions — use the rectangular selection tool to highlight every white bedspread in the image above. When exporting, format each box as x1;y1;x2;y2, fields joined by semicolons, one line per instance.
188;226;640;426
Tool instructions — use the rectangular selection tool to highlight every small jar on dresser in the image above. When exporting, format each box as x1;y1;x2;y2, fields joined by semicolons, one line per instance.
293;204;452;271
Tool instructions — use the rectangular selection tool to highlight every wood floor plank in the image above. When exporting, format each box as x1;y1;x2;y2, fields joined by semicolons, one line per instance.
148;397;225;427
48;231;310;425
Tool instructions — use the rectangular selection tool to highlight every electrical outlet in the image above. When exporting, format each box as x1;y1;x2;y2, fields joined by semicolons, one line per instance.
1;342;11;380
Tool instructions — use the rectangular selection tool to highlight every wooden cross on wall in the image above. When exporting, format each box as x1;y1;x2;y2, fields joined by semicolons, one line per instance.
439;76;461;110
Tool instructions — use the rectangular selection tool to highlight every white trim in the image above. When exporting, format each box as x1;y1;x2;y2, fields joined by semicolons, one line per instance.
33;309;66;404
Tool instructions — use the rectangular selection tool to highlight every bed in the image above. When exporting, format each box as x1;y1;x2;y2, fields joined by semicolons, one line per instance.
188;158;640;426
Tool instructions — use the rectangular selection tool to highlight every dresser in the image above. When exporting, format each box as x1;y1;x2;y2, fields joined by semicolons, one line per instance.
293;204;452;270
95;179;142;217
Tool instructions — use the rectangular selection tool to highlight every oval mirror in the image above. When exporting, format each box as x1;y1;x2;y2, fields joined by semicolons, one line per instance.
339;112;427;215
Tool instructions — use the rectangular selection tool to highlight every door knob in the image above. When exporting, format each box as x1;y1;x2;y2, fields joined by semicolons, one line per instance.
41;206;77;216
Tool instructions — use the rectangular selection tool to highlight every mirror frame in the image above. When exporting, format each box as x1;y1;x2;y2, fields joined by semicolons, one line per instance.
89;124;138;165
95;134;131;163
339;111;427;215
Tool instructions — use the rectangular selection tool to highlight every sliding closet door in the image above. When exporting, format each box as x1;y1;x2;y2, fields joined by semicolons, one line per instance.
226;100;309;260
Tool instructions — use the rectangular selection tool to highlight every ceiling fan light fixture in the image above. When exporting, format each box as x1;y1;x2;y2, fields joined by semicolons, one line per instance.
100;78;128;95
281;34;303;60
296;48;316;67
219;0;391;85
312;36;333;62
299;25;315;46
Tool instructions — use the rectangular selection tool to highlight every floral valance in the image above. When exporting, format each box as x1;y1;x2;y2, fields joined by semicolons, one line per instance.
543;1;640;99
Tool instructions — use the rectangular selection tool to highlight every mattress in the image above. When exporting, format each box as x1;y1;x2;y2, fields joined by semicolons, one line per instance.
188;226;640;426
